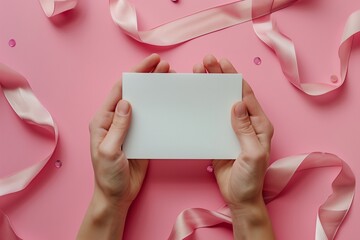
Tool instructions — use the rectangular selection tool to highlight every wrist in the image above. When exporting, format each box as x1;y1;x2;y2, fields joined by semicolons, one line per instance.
77;189;131;240
229;198;275;240
94;184;133;209
90;188;131;216
229;197;268;226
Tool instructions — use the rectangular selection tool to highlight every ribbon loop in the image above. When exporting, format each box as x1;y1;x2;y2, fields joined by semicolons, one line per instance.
38;0;77;17
0;63;59;239
169;153;355;240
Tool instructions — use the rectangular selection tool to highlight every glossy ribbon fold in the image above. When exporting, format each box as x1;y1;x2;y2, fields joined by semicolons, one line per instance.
109;0;291;46
110;0;360;96
252;9;360;95
39;0;77;17
169;153;355;240
0;63;58;239
1;1;358;239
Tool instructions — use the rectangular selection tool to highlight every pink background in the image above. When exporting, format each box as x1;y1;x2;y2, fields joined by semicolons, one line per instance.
1;0;360;239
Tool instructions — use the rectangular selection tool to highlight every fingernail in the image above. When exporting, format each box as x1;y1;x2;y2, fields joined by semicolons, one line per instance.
116;100;130;116
234;102;247;118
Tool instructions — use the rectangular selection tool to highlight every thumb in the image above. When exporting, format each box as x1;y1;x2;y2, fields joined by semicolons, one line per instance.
101;100;131;154
231;101;260;153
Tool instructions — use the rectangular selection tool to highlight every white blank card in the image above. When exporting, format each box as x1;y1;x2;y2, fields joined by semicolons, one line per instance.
122;73;242;159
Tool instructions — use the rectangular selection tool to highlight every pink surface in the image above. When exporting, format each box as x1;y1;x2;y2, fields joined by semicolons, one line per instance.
0;0;360;239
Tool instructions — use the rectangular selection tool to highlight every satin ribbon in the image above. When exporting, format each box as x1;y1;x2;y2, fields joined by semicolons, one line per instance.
169;152;355;240
109;0;294;45
110;0;360;96
38;0;77;17
2;1;357;239
0;64;58;239
252;8;360;95
110;3;358;235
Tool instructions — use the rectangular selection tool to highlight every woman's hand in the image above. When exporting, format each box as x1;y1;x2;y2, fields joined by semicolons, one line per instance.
77;54;172;240
194;54;275;240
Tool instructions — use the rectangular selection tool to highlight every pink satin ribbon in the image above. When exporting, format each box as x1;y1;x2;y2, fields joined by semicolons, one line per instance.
110;3;358;235
2;1;357;239
110;0;360;96
0;64;58;239
109;0;292;45
38;0;77;17
252;8;360;95
169;153;355;240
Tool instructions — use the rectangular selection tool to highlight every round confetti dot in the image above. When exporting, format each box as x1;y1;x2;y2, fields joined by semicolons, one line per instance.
8;39;16;47
253;57;262;65
55;160;63;168
330;75;338;83
206;165;214;173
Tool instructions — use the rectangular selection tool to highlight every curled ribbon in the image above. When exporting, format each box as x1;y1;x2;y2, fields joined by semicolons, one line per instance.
2;1;357;239
252;8;360;95
0;64;58;239
110;0;360;96
169;152;355;240
109;0;289;45
38;0;77;17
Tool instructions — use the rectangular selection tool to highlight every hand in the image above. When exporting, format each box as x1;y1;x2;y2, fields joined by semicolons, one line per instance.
193;54;275;240
78;54;172;240
89;53;172;208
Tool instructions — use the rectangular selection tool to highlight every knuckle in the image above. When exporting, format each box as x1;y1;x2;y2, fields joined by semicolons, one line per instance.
112;116;129;132
242;149;268;163
89;112;115;133
89;119;96;133
268;122;274;137
89;114;98;131
257;150;268;161
235;118;255;135
118;151;127;162
262;121;274;137
111;120;127;132
243;82;254;97
257;118;274;138
97;144;116;160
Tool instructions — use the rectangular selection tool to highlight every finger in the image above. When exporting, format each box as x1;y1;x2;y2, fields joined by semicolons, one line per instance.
219;58;238;73
193;63;206;73
153;60;170;73
89;111;114;152
231;101;262;154
101;54;162;112
218;59;265;117
217;58;273;150
217;58;264;117
169;69;176;73
89;81;123;153
131;53;161;73
242;81;273;149
203;54;222;73
242;81;266;117
99;81;122;113
249;114;273;152
99;100;132;156
89;80;121;141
